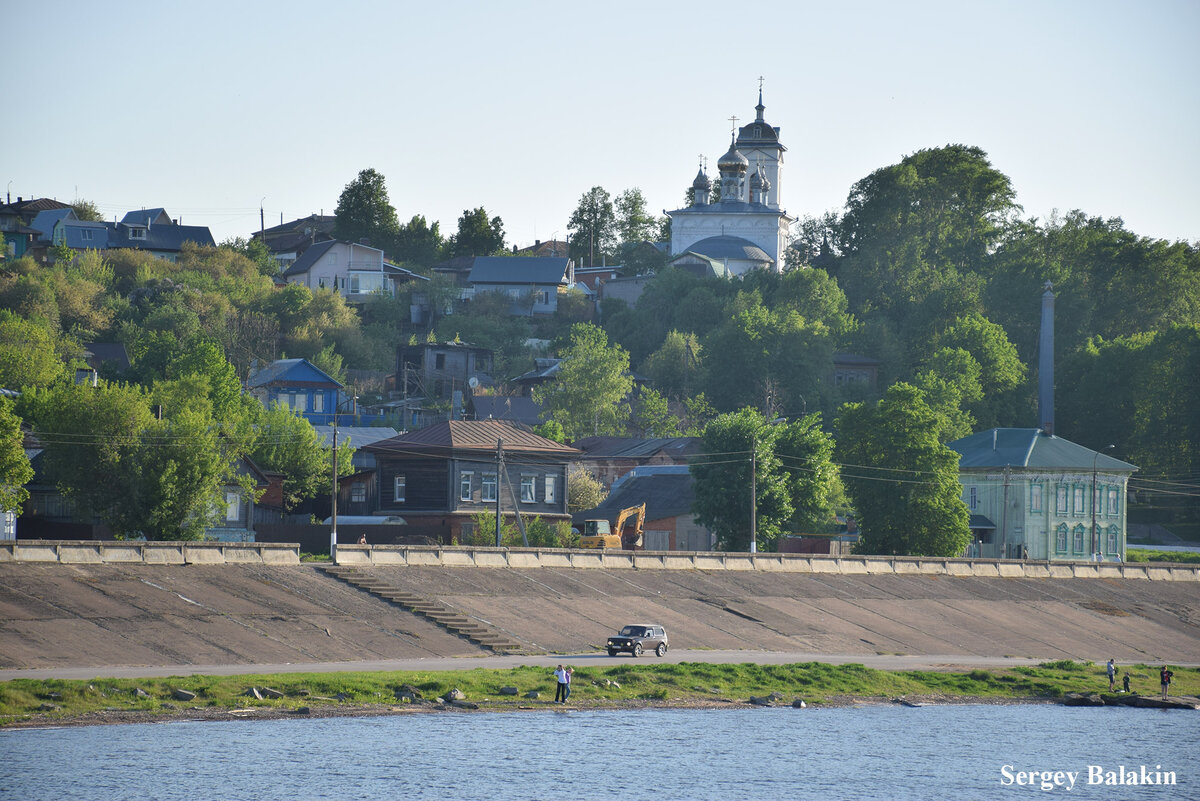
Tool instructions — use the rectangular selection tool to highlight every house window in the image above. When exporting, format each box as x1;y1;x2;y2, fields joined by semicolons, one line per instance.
312;393;324;413
351;483;366;503
460;471;473;502
1030;483;1043;513
1072;525;1085;553
1072;486;1084;516
520;475;536;503
393;475;406;503
968;487;978;510
292;393;307;412
1107;487;1119;517
225;492;241;522
1056;485;1068;515
1107;527;1118;554
1055;525;1068;553
435;353;446;369
81;229;93;241
129;228;146;240
537;291;550;305
481;472;497;503
544;475;557;504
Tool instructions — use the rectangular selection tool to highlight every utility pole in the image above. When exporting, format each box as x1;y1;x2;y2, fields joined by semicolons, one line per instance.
330;416;339;559
1000;465;1010;559
495;438;504;547
749;438;757;554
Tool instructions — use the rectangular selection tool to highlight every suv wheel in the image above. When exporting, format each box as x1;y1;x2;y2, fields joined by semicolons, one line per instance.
607;648;617;657
656;642;667;657
632;642;643;657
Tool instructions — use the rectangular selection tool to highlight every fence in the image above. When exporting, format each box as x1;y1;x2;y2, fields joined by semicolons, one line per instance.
0;540;299;565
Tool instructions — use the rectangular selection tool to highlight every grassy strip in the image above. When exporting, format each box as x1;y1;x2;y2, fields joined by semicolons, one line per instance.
1126;548;1200;564
2;660;1195;727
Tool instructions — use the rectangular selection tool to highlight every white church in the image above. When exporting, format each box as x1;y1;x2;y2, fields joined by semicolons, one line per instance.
666;87;793;275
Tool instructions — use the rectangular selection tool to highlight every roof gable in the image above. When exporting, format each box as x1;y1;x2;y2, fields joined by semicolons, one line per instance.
247;358;343;389
949;428;1137;472
367;419;578;456
468;256;570;286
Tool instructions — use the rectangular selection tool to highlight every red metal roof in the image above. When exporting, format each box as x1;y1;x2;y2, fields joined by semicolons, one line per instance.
367;420;579;456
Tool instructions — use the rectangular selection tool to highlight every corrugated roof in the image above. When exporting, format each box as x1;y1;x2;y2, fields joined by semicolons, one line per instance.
950;428;1137;472
282;239;338;277
468;256;570;285
470;396;544;427
313;426;399;448
367;419;578;456
574;436;701;460
574;471;696;524
247;358;343;388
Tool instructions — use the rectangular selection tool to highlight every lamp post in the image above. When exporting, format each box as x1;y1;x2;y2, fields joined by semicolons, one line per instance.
1091;444;1115;560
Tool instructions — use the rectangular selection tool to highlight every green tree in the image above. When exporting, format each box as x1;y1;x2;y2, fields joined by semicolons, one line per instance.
0;311;72;389
449;207;505;257
774;413;839;532
640;330;702;401
393;214;444;266
690;408;791;551
567;186;616;267
533;323;632;439
567;464;607;513
835;383;970;556
0;399;33;512
614;188;660;243
911;347;982;442
70;199;103;222
533;420;566;444
334;168;401;252
21;381;242;540
250;402;352;510
631;386;680;437
931;313;1026;429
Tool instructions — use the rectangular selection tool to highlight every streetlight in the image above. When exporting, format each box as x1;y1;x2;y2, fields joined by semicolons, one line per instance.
1091;444;1115;560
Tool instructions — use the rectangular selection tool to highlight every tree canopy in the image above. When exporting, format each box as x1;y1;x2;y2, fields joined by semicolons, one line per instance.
334;168;401;252
567;186;616;267
449;207;505;258
532;323;632;440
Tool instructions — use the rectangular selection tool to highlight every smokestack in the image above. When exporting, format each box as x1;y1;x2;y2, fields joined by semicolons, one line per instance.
1038;281;1055;435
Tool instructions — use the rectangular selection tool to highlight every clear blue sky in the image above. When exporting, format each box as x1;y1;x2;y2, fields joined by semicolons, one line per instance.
7;0;1198;248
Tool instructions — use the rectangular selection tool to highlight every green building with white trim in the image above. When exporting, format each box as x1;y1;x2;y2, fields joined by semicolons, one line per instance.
948;428;1137;561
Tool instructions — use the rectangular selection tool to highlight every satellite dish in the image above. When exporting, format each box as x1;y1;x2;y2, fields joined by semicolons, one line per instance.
468;376;479;389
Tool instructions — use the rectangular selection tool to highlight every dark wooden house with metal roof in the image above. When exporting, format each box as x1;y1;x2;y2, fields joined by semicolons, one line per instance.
363;420;579;543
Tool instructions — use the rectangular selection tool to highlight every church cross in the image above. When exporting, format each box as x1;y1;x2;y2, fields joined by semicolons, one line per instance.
728;115;739;134
758;75;765;91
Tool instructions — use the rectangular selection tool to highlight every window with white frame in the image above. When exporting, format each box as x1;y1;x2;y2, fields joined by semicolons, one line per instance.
460;471;473;502
292;392;307;412
1030;483;1043;512
481;472;497;503
225;492;241;522
1107;487;1119;516
1107;526;1118;554
129;228;146;240
394;475;406;502
544;475;557;504
968;487;978;510
1072;525;1085;552
1055;524;1068;553
1056;485;1068;515
1072;486;1084;516
312;393;324;413
351;483;366;503
81;229;93;241
520;475;536;503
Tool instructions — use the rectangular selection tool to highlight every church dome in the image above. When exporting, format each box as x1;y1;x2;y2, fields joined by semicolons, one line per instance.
717;138;748;171
684;234;772;264
692;168;711;190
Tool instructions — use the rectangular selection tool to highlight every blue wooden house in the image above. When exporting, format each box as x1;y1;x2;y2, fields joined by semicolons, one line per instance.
246;358;346;425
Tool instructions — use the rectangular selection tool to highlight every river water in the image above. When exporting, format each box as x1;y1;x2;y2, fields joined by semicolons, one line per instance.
1;705;1194;800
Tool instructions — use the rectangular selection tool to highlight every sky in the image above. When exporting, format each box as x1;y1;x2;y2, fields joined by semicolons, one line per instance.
6;1;1199;249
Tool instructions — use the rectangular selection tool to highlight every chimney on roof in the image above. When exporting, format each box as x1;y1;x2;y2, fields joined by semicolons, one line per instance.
1038;281;1055;435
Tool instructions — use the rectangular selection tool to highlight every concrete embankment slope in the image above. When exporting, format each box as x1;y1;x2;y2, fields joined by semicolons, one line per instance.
1;558;1198;672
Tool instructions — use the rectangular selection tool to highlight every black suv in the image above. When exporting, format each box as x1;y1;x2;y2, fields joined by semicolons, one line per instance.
607;624;668;657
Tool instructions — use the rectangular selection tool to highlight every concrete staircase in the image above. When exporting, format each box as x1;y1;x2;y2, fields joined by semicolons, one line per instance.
320;565;528;653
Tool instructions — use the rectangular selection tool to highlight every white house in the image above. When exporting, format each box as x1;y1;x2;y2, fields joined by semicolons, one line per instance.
280;240;427;301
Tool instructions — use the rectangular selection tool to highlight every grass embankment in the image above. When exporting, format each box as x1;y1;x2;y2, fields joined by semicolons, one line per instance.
1126;548;1200;564
2;660;1195;727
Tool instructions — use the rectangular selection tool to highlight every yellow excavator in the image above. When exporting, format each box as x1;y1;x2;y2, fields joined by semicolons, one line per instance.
578;503;646;550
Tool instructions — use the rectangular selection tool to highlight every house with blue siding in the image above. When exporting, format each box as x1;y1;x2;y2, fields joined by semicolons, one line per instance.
949;428;1137;561
246;358;346;425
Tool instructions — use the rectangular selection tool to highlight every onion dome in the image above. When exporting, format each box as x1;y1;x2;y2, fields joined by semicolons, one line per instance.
692;168;711;191
717;136;747;172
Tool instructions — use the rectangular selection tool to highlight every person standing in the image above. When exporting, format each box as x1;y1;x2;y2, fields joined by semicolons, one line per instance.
563;666;574;703
1160;666;1174;700
554;664;568;703
1122;671;1131;694
1106;659;1116;692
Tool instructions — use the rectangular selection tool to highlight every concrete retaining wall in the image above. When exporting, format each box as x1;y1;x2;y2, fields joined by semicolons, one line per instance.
332;544;1200;581
0;540;300;565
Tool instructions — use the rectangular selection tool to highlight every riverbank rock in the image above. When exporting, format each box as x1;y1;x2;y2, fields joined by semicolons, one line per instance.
134;688;151;699
447;688;466;701
749;695;773;706
792;699;807;708
261;687;285;699
1131;695;1200;710
245;687;263;700
396;684;424;700
1061;693;1104;707
499;686;520;696
524;691;540;699
172;689;197;702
